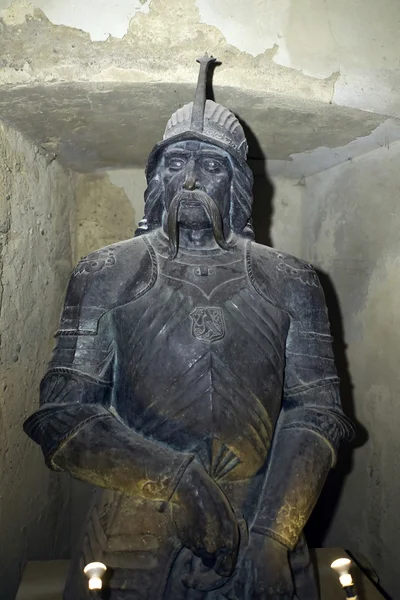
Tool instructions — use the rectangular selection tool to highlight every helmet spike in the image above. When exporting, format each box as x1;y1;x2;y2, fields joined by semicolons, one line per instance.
190;53;217;133
150;54;249;172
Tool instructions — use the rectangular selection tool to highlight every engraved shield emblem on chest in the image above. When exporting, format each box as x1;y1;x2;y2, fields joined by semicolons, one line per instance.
190;307;225;343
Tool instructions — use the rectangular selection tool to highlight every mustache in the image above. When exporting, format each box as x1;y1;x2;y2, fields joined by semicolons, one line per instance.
166;190;233;259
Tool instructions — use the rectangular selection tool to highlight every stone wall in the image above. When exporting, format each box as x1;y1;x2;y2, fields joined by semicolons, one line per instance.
0;159;146;598
301;142;400;598
74;171;137;261
1;0;399;116
0;121;76;599
0;0;397;176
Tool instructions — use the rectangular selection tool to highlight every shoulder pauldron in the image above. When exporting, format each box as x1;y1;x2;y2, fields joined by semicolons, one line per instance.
57;237;157;337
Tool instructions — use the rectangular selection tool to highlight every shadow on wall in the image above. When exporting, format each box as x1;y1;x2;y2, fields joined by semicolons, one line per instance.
239;115;368;556
240;119;274;247
209;62;275;246
306;276;391;599
306;270;368;549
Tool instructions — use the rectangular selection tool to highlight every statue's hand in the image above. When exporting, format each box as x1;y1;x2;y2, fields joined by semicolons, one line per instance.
232;531;294;599
172;461;240;578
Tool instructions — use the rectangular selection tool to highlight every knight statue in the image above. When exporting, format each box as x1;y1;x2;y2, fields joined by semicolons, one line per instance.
24;55;354;599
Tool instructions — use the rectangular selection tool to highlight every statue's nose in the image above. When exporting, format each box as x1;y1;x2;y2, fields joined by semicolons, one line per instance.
183;158;198;190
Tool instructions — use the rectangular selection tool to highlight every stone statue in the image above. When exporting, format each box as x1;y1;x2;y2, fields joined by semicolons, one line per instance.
24;55;354;599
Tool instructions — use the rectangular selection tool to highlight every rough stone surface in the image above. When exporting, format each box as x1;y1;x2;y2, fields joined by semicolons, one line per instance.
0;120;76;600
0;0;152;42
301;142;400;599
0;82;389;173
0;0;399;175
0;0;339;98
1;0;399;117
74;172;135;261
199;0;400;117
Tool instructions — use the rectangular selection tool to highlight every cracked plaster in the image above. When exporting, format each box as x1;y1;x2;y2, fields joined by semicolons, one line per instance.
0;0;152;40
1;0;398;114
197;0;400;116
0;0;399;175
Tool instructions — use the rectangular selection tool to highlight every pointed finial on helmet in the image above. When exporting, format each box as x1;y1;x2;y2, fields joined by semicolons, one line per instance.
146;54;250;180
190;54;217;133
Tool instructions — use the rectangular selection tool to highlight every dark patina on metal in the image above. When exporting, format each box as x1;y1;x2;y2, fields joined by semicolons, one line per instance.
24;55;354;599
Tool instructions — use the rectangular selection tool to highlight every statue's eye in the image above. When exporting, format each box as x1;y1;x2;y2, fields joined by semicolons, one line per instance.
167;157;186;171
202;158;222;173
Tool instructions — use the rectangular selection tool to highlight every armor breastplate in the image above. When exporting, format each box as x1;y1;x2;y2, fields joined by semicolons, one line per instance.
111;235;290;481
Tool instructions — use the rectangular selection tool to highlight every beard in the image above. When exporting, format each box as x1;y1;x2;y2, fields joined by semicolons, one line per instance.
166;190;233;258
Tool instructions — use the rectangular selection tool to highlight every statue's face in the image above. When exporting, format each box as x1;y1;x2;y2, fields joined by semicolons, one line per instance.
162;140;232;229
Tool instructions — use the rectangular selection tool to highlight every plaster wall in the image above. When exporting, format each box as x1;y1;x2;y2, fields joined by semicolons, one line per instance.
74;171;137;262
0;121;76;599
0;0;399;179
256;174;304;256
1;0;399;117
300;143;400;598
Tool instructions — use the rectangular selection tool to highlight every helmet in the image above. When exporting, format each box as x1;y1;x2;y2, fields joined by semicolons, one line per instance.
146;55;249;177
